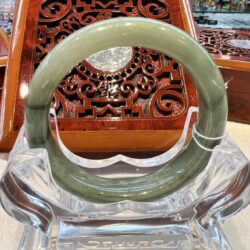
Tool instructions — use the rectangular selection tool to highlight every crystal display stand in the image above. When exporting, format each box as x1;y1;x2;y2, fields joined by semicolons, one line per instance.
1;17;250;250
1;107;249;250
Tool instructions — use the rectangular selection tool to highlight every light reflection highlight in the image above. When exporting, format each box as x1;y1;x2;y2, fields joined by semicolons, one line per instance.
20;82;29;99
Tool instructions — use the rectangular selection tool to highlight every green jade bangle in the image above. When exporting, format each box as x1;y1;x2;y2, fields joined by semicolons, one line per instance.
25;17;228;203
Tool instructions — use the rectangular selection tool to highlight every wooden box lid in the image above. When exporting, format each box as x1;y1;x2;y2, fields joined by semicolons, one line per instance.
0;0;197;152
199;28;250;71
199;28;250;124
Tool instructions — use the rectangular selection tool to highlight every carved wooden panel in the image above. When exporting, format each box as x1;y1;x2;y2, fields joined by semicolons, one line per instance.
16;0;195;127
0;0;197;152
199;28;250;62
51;51;186;120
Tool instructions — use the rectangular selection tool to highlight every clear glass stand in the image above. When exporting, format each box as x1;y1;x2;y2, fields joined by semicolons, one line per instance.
1;108;249;250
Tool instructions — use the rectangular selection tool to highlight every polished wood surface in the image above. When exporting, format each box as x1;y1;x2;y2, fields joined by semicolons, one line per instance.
0;0;198;152
221;68;250;123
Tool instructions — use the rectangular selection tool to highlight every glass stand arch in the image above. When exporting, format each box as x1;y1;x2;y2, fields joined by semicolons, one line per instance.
0;107;249;250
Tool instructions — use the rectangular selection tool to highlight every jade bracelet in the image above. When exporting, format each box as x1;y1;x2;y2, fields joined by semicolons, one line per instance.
24;17;228;202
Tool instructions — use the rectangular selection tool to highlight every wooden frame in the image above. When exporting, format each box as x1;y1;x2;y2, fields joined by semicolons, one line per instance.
0;0;198;152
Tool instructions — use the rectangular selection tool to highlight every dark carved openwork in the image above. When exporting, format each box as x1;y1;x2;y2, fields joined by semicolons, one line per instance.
34;0;187;119
199;28;250;61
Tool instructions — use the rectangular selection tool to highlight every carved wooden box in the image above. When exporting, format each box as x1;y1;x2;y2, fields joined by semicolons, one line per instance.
0;0;197;152
199;28;250;123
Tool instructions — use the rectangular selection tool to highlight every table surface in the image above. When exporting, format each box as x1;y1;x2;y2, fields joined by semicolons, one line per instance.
0;121;249;250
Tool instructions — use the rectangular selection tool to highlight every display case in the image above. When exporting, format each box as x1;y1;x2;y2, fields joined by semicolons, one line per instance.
0;0;16;35
191;0;250;13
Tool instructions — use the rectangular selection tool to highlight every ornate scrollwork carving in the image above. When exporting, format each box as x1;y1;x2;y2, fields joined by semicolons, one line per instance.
34;0;187;120
137;0;172;21
40;0;72;22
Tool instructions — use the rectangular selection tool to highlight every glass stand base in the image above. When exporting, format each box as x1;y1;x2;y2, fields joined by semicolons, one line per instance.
1;108;249;250
19;221;231;250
